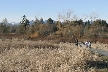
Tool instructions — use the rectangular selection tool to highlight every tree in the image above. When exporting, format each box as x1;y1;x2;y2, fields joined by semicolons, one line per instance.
92;19;107;26
85;20;90;26
0;18;10;33
101;20;107;27
72;15;78;21
57;9;74;23
40;17;44;24
83;20;91;36
78;19;83;25
9;24;17;33
47;18;53;24
56;21;62;30
35;16;40;24
20;15;29;33
89;12;99;24
81;14;88;21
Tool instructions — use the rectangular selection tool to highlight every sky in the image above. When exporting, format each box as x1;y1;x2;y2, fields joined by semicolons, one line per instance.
0;0;108;23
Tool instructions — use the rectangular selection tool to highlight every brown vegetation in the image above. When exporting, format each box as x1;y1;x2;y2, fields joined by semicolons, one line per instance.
0;12;108;72
0;38;108;72
0;14;108;44
29;32;39;39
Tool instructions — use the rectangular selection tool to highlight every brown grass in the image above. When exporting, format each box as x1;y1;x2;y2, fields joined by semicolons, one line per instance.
29;32;39;39
92;43;108;52
0;38;107;72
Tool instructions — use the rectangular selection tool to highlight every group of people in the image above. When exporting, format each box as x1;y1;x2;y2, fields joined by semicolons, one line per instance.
75;38;91;48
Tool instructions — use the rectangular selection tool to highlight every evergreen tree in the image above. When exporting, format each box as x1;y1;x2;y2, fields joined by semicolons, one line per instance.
101;20;107;26
78;19;83;25
47;18;53;24
20;15;29;32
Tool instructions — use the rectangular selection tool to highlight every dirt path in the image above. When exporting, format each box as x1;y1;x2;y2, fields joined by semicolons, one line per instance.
90;47;108;56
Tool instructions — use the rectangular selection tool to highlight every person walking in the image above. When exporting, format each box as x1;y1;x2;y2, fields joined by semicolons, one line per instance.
75;38;78;46
85;41;91;48
88;41;91;48
85;41;89;48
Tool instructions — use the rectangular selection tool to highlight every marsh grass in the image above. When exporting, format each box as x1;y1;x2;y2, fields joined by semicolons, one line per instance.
92;43;108;52
0;39;108;72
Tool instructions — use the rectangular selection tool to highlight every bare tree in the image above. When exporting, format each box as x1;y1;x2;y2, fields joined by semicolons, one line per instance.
89;12;99;21
35;16;40;24
57;13;62;22
72;15;79;21
81;14;88;21
57;9;74;22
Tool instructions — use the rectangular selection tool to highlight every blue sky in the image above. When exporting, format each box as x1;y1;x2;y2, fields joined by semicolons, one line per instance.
0;0;108;22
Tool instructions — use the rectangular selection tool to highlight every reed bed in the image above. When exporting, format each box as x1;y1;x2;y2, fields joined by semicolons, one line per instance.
0;39;107;72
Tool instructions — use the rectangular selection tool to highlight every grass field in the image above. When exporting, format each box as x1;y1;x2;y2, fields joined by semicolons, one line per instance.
92;43;108;52
0;38;108;72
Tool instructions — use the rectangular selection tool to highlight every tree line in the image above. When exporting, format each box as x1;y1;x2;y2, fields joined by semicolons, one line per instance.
0;12;108;39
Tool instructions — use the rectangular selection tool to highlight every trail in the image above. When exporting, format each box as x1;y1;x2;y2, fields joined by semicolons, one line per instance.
90;47;108;56
77;42;108;56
